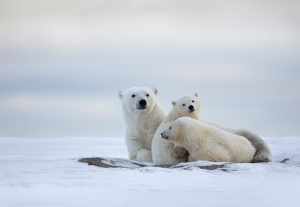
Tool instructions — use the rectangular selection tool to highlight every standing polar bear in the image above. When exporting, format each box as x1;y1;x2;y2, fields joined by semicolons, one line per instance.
119;86;165;162
152;94;201;165
160;117;256;163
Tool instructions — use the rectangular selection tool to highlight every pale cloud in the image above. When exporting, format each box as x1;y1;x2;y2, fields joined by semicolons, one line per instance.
1;0;299;49
0;94;123;137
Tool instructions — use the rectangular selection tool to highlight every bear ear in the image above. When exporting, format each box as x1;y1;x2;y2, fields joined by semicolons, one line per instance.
118;90;123;99
194;93;199;97
172;101;176;106
152;87;158;95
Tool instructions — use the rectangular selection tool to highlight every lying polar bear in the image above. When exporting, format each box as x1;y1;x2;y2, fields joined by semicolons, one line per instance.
160;117;256;163
119;86;165;162
152;94;271;165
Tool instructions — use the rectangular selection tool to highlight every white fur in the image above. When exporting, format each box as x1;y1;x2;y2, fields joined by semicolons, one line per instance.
205;123;272;162
233;129;272;162
152;94;200;165
119;86;165;162
161;117;256;163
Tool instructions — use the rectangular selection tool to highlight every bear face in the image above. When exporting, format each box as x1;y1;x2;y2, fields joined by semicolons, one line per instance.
171;93;200;118
119;86;158;113
160;123;179;142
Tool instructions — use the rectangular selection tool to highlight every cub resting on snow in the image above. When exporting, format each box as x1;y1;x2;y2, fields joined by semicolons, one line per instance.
152;94;271;165
160;117;256;163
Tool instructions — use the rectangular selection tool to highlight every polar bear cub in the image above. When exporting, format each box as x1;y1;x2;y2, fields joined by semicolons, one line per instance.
152;94;200;165
161;117;256;163
119;86;165;162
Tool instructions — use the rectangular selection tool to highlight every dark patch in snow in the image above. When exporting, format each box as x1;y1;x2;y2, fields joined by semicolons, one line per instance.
78;157;229;171
280;158;290;163
78;157;151;169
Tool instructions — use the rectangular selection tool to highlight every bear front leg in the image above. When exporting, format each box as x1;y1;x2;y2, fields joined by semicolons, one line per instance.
126;138;152;162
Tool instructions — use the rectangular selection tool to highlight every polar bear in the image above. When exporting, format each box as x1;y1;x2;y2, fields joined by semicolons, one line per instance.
119;86;165;162
152;94;271;165
160;117;256;163
152;94;201;165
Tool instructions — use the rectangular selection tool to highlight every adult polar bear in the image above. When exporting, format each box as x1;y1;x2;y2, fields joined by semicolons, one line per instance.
119;86;165;162
160;117;256;163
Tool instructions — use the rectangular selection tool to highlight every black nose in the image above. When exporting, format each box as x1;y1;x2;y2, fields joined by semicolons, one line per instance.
160;133;168;139
139;99;147;107
188;105;195;112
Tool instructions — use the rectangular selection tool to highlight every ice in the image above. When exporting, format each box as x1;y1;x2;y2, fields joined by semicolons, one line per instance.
0;137;300;207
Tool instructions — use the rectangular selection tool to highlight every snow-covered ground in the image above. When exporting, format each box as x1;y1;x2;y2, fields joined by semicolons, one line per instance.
0;137;300;207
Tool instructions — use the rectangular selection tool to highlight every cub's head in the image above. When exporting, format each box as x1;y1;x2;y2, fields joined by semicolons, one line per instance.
118;86;159;113
160;123;178;142
171;93;200;118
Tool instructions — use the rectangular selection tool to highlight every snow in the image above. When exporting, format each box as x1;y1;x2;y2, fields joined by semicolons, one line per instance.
0;137;300;207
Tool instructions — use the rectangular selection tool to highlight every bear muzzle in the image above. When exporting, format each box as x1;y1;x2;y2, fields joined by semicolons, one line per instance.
188;105;195;112
160;132;169;140
137;99;147;110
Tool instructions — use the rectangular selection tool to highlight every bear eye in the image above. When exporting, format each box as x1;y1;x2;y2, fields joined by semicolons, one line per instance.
192;100;195;103
146;93;150;97
131;94;136;98
182;104;186;107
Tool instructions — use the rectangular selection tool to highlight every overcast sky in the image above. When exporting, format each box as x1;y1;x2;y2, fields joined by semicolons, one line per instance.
1;0;299;137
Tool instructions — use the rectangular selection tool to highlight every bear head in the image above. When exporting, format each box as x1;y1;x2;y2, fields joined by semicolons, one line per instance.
171;93;200;118
160;122;179;142
118;86;159;114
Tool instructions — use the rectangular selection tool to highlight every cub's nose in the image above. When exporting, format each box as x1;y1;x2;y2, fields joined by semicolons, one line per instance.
139;99;147;107
160;132;168;139
188;105;195;112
